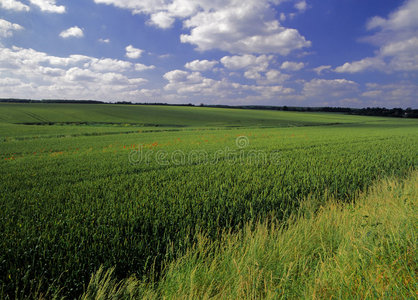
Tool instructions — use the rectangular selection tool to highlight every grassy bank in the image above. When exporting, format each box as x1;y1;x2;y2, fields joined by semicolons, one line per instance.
81;170;417;299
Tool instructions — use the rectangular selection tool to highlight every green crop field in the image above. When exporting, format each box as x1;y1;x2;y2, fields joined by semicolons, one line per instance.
0;103;417;299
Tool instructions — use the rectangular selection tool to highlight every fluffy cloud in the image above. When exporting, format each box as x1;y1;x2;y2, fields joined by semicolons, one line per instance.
0;45;150;100
220;54;288;83
29;0;66;13
163;70;189;83
164;70;225;95
262;69;290;84
0;19;23;38
303;79;359;98
65;67;97;82
181;3;310;54
335;0;418;73
366;0;418;32
164;66;299;105
185;59;218;71
0;0;30;11
47;54;91;67
362;82;418;107
59;26;84;38
163;68;294;103
94;0;311;55
289;78;412;108
147;11;175;29
134;63;156;71
381;37;418;71
280;61;304;71
125;45;143;59
221;54;270;70
84;58;132;72
335;57;385;73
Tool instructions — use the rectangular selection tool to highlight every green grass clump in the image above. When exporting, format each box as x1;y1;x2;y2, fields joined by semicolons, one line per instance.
82;170;417;299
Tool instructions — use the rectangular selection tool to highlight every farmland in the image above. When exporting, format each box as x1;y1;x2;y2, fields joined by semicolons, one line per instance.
0;103;417;298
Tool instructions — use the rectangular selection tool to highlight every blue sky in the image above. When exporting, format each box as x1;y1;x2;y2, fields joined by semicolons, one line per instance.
0;0;417;107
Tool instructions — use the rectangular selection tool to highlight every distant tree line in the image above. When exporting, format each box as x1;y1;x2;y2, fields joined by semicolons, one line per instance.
1;98;417;118
207;105;418;118
0;99;103;104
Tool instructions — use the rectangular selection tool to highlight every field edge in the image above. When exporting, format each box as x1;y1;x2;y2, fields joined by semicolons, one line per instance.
73;169;417;299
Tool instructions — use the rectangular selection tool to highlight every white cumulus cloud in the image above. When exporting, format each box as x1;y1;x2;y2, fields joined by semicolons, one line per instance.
84;58;132;72
125;45;143;59
335;0;418;73
303;78;359;98
134;63;155;71
361;82;418;107
180;3;310;55
163;69;189;83
280;61;305;71
0;45;149;101
94;0;310;55
162;68;295;104
0;0;30;11
221;54;272;70
335;57;385;73
185;59;218;71
261;69;290;84
147;11;175;29
29;0;66;13
59;26;84;38
221;54;277;81
0;19;23;38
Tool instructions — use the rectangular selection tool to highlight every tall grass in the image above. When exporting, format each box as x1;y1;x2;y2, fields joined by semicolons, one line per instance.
81;170;417;299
